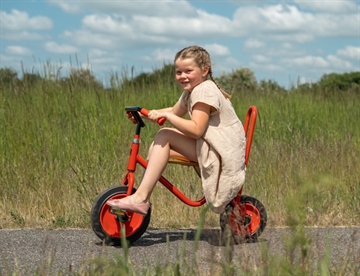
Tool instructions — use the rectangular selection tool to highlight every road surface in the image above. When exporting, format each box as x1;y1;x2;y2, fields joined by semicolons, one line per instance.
0;227;359;275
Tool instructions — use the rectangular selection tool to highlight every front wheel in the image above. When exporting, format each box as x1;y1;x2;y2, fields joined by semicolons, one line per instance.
220;195;267;244
90;186;151;246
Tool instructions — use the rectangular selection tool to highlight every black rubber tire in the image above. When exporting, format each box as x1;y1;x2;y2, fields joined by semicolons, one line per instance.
90;186;151;246
220;195;267;244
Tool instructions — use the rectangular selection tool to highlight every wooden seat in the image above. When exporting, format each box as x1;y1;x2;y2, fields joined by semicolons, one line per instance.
168;155;198;166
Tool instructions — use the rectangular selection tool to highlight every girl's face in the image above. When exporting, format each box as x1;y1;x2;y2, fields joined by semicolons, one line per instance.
175;58;208;92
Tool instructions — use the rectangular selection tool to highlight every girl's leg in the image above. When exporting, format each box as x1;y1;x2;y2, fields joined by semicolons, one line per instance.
113;128;196;205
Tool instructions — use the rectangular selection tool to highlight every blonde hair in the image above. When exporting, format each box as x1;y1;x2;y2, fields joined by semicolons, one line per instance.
174;45;232;99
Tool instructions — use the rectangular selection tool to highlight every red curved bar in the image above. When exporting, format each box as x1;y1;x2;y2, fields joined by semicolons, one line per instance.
243;106;257;167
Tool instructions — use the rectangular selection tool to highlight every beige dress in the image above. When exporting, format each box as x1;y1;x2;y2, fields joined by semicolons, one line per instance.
179;80;246;214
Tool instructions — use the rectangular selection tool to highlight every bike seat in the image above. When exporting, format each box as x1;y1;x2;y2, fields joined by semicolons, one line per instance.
168;155;199;167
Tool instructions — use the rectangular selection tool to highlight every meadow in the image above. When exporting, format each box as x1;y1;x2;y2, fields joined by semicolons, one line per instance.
0;66;359;231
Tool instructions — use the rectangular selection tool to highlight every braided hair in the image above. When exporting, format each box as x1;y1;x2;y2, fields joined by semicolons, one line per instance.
174;45;232;99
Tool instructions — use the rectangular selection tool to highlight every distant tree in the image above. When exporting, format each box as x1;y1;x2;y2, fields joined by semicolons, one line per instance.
0;67;18;87
318;72;360;90
216;68;257;94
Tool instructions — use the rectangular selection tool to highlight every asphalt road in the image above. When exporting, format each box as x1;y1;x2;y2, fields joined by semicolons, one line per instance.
0;227;359;275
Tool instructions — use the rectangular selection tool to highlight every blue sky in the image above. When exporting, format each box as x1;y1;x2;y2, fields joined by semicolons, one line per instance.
1;0;359;88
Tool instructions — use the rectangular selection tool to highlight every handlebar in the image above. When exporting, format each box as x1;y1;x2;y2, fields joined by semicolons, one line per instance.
125;106;166;126
140;108;166;126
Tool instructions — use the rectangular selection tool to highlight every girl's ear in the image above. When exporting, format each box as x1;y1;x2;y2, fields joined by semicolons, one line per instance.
202;66;209;77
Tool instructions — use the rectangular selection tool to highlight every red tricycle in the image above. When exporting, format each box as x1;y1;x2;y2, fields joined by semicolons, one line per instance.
90;106;267;245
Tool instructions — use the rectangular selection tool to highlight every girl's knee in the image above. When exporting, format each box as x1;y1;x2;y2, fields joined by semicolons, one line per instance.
154;128;174;141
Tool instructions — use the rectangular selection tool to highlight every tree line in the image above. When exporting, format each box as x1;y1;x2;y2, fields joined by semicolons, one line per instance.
1;65;359;94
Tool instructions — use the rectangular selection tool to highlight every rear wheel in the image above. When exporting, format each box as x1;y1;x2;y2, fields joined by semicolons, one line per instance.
220;195;267;244
91;186;151;246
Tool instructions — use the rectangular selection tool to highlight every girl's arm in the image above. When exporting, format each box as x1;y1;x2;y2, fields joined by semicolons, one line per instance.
138;105;184;120
155;102;187;117
149;102;211;139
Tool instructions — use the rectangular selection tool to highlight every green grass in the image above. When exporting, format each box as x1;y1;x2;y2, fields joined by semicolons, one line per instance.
1;68;359;274
0;68;359;230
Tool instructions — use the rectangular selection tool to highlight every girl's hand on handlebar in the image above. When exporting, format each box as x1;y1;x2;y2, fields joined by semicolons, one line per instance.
148;110;164;122
140;108;166;126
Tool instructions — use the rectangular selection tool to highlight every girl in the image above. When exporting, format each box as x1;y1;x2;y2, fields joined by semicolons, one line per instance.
107;45;246;215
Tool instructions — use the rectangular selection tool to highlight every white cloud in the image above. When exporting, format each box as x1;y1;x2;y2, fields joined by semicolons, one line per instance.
57;2;358;55
58;3;233;50
252;55;271;63
282;43;293;49
233;3;358;41
204;44;231;57
244;41;306;60
283;52;358;72
249;62;283;72
289;55;329;67
0;10;53;31
5;45;32;56
214;56;243;74
336;46;360;60
293;0;358;13
62;29;107;48
234;4;315;32
44;41;78;54
48;1;81;14
82;14;132;34
132;12;232;38
269;33;314;43
54;1;359;48
2;31;45;41
47;0;196;17
326;54;355;70
149;48;175;62
312;14;358;36
244;39;264;49
88;49;108;58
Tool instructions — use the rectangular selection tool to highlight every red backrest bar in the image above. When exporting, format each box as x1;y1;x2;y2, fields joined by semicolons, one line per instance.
243;106;257;167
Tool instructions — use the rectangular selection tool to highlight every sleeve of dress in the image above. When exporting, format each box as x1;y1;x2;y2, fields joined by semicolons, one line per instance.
190;81;221;112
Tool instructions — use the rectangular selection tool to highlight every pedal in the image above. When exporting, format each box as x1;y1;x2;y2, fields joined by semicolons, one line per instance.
109;207;126;216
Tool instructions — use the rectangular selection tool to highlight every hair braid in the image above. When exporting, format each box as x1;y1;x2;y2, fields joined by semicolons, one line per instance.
208;68;232;99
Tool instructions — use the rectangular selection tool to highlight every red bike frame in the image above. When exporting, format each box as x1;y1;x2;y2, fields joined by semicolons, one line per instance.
122;106;257;207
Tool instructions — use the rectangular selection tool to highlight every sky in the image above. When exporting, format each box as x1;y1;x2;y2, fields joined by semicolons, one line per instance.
1;0;359;89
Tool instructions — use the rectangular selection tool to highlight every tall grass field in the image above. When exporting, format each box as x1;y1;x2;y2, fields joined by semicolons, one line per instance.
0;66;359;232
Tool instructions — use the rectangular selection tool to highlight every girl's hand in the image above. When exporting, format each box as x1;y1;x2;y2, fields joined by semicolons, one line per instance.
148;110;167;122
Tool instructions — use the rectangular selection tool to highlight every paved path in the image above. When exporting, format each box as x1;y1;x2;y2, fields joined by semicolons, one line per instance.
0;227;359;275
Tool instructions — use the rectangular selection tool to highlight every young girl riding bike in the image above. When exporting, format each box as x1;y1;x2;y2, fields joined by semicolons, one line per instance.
107;45;246;215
